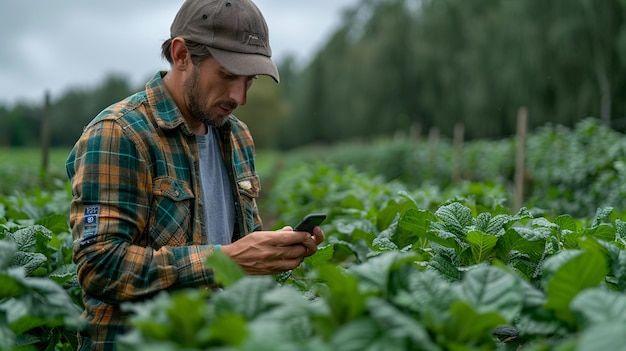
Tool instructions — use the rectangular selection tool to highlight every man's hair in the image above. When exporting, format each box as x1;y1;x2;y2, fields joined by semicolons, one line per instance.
161;39;212;66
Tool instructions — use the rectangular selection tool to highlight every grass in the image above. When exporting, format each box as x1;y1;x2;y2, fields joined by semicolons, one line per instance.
0;147;71;195
0;147;70;172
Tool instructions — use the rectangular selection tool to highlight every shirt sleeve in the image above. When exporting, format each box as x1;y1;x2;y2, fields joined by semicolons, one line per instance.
67;118;217;304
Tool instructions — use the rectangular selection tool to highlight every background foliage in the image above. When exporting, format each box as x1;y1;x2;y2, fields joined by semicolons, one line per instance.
3;122;626;349
1;0;625;149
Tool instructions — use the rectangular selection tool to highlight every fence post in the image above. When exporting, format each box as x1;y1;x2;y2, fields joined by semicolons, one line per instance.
41;91;51;175
514;106;528;212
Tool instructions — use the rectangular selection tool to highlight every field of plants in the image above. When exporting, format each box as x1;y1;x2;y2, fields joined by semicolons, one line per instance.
2;118;626;350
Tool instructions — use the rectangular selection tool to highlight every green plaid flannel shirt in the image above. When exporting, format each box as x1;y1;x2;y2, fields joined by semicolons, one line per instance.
66;72;262;350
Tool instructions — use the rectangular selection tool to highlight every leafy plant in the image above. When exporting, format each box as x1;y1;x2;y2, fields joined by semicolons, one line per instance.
119;184;626;350
0;190;82;351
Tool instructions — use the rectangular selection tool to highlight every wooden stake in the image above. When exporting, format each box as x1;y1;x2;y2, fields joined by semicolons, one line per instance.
41;91;50;174
514;107;528;212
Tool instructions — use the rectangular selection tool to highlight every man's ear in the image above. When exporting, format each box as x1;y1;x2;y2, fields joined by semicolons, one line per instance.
170;37;190;70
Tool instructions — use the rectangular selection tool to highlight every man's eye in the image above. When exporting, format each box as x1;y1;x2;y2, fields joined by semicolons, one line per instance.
221;72;236;80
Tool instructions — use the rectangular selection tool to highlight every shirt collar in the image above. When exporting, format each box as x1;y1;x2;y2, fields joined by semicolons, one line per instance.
145;71;193;135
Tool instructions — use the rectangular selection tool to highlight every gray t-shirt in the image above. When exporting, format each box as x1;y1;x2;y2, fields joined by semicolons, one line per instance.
196;127;235;245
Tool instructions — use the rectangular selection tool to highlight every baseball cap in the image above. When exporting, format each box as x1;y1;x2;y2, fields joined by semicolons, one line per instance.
170;0;279;83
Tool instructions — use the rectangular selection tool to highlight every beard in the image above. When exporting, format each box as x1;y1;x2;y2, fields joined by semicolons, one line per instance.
183;66;235;128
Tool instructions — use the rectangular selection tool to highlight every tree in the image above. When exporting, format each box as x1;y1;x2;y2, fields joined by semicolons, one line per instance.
235;76;289;150
281;0;626;144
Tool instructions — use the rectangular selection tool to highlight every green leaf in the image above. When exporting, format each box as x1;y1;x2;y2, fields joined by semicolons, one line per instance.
315;264;367;324
435;202;474;237
48;263;78;280
0;240;17;269
543;250;607;325
7;227;36;250
554;214;577;232
207;313;248;346
402;269;457;329
166;291;214;346
512;207;533;221
366;297;437;349
442;301;505;346
372;236;398;251
240;323;312;351
329;318;383;351
466;230;497;263
303;244;334;268
499;227;548;263
326;237;362;263
0;268;27;298
12;251;47;276
212;276;277;319
615;219;626;241
0;326;16;351
577;322;626;351
35;214;70;235
513;227;551;241
396;207;437;248
260;286;330;337
584;224;616;243
3;276;82;334
117;330;184;351
592;207;613;227
205;247;246;287
486;214;511;236
8;225;52;251
532;217;560;230
349;251;418;294
474;213;491;233
122;289;213;347
611;249;626;290
570;288;626;327
339;193;365;211
429;248;462;282
460;266;522;322
377;198;415;232
258;288;333;344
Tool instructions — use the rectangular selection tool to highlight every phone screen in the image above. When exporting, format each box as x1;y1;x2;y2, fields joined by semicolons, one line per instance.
294;213;326;234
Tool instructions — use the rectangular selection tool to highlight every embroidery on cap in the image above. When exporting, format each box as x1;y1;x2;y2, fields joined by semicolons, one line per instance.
83;205;100;239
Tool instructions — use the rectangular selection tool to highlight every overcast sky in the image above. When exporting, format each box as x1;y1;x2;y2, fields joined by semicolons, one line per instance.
0;0;359;106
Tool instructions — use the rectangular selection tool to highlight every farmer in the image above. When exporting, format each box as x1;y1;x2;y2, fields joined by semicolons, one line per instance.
65;0;325;349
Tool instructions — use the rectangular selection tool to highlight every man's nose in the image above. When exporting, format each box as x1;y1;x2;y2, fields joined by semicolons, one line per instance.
229;78;248;106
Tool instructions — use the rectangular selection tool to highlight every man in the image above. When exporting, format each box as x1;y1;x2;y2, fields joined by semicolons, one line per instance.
66;0;325;349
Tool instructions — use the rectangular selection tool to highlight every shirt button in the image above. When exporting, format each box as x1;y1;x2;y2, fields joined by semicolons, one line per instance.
174;190;180;197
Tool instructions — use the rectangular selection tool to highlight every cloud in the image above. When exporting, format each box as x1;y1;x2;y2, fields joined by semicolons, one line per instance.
0;0;359;105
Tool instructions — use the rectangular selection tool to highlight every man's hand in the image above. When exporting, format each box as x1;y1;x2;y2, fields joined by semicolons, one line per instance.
221;226;325;275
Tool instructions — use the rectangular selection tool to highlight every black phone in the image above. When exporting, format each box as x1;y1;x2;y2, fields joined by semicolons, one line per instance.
294;213;327;234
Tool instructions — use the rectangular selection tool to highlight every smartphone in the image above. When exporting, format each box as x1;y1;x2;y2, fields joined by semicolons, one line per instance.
294;213;327;234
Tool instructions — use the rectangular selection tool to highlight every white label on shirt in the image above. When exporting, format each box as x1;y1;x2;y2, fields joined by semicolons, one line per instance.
83;205;100;238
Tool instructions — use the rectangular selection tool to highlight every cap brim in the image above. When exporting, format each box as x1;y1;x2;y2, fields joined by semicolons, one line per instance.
206;46;280;83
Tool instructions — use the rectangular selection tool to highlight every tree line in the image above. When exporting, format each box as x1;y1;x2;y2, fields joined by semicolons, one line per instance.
2;0;624;149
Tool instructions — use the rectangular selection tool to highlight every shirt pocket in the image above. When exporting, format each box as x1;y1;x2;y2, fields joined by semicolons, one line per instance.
236;174;261;233
149;176;195;249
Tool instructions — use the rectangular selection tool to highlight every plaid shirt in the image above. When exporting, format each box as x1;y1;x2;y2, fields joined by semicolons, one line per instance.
66;72;262;350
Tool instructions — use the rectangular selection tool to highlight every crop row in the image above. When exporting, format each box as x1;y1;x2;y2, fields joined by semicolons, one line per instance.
2;157;626;350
